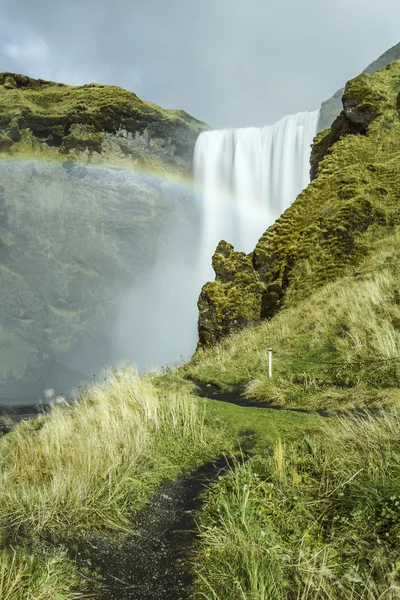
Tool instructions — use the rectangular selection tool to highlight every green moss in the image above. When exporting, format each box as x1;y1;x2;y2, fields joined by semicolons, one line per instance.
198;241;266;345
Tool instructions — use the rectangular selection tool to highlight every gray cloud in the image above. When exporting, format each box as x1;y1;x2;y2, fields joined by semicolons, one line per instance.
0;0;399;128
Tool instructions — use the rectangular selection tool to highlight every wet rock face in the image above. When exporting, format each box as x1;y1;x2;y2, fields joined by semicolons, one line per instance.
0;71;208;398
197;62;400;349
0;157;202;398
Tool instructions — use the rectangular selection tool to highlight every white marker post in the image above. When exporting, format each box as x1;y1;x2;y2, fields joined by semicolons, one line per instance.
268;348;273;379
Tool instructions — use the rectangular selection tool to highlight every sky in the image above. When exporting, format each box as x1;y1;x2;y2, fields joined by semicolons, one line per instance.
0;0;399;129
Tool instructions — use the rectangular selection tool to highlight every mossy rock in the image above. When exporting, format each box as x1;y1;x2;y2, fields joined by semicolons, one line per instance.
198;241;266;345
197;61;400;347
318;41;400;131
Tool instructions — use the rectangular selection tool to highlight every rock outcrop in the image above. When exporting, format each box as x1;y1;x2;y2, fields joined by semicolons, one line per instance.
198;61;400;347
318;41;400;131
198;241;266;346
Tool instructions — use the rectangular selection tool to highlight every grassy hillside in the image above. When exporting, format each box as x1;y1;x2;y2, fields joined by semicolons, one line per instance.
186;229;400;408
3;61;400;600
193;411;400;599
170;57;400;599
0;363;322;598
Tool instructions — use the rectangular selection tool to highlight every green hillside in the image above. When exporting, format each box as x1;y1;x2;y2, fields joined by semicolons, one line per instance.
0;72;208;172
193;61;400;408
3;59;400;600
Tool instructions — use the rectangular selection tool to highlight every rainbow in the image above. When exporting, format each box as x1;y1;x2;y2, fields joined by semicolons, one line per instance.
0;152;273;233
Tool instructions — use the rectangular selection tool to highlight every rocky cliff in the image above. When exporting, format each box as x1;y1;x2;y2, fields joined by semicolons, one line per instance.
198;61;400;346
318;41;400;131
0;72;208;400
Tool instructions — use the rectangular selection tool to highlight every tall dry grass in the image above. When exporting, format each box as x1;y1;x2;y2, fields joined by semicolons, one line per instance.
0;365;208;544
0;546;85;600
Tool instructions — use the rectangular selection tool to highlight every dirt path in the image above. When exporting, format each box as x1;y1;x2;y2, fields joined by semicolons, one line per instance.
190;379;384;418
190;379;334;414
72;432;255;599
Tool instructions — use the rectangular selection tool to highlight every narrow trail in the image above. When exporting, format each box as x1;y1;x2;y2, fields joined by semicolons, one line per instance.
190;379;384;419
73;431;255;599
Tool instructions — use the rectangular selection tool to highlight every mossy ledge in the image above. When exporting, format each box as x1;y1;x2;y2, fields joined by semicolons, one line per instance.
197;61;400;347
0;72;209;173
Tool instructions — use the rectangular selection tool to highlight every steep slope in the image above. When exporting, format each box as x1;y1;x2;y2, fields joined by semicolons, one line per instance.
198;61;400;353
318;41;400;131
0;73;208;400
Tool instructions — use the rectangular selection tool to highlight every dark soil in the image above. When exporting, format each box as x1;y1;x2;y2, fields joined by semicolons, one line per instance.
190;379;332;415
189;378;384;419
0;403;52;436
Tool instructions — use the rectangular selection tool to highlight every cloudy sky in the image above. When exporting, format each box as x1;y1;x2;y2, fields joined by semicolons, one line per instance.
0;0;399;129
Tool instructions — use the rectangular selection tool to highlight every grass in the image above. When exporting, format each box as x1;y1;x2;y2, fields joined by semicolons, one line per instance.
2;360;394;599
3;60;400;600
0;361;323;598
0;365;226;544
192;410;400;599
0;546;86;600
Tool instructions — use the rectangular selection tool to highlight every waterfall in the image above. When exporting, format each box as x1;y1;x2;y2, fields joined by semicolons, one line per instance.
193;110;320;278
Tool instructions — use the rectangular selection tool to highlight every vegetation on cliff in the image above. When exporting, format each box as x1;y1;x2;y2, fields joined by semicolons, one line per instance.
0;72;208;171
181;56;400;598
4;53;400;600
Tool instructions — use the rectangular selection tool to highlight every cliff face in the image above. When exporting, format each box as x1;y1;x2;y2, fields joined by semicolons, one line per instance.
0;73;208;400
318;41;400;131
198;61;400;346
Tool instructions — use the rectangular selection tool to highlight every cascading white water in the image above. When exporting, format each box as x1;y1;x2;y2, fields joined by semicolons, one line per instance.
194;110;320;279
